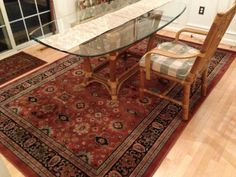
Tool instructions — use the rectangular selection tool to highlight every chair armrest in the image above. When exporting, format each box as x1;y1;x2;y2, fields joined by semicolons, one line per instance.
175;28;208;41
143;47;202;80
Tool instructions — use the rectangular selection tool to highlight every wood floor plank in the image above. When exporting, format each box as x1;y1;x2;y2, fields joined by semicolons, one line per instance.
153;59;236;177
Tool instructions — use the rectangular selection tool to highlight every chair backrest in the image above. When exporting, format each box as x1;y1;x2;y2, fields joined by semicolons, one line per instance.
201;2;236;58
190;2;236;77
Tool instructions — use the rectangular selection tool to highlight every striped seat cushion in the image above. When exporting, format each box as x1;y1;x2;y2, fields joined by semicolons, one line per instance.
140;41;199;79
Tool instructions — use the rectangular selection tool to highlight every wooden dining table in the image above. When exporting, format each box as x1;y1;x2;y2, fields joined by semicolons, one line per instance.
30;0;186;100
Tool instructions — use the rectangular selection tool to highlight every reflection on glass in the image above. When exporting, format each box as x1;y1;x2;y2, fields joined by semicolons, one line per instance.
0;27;12;52
20;0;37;17
10;20;28;45
25;16;42;37
40;12;53;34
37;0;50;12
3;0;22;21
40;12;51;24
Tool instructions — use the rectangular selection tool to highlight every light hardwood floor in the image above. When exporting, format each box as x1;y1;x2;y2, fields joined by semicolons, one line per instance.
0;31;236;177
153;54;236;177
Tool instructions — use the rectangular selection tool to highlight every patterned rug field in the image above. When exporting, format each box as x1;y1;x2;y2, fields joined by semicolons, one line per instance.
0;40;234;177
0;52;46;85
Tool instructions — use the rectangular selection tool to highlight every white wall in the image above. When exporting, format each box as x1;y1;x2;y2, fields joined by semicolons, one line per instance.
186;0;219;29
170;0;236;45
52;0;78;31
53;0;77;17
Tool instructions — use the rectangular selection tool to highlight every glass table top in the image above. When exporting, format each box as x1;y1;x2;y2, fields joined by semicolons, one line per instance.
30;0;186;57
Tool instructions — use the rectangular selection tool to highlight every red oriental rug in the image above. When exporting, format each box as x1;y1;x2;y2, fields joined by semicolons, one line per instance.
0;40;234;177
0;52;46;85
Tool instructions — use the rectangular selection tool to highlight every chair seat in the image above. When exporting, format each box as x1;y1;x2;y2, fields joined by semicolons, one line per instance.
139;41;199;79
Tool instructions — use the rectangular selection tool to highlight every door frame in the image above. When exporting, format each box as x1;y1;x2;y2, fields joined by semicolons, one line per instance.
0;0;17;54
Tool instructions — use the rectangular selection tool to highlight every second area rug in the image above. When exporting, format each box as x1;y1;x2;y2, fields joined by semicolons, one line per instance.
0;52;46;85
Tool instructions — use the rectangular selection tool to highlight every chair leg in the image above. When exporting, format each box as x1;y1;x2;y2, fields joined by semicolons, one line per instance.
183;84;191;121
201;69;208;96
139;68;145;99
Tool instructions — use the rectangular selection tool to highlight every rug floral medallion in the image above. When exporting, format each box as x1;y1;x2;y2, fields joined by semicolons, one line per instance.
0;40;234;177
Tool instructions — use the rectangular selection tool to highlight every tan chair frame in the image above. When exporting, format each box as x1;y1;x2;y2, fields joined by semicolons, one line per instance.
140;2;236;120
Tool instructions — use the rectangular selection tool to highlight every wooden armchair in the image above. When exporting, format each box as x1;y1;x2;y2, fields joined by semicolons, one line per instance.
139;2;236;120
